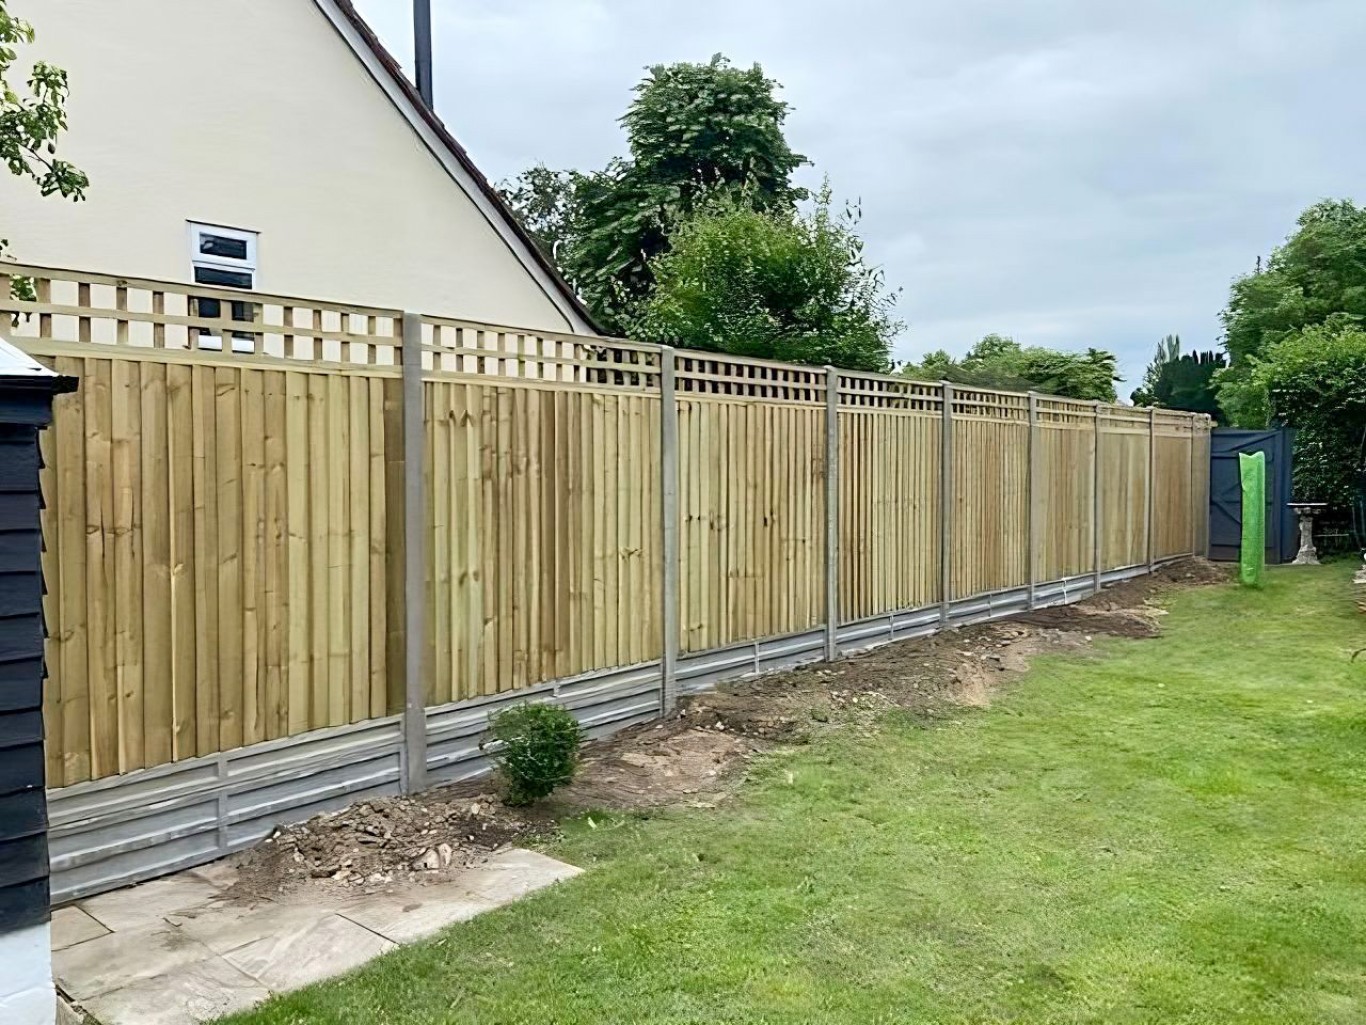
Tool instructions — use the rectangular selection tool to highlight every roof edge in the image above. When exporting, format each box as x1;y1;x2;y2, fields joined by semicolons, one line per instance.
319;0;600;334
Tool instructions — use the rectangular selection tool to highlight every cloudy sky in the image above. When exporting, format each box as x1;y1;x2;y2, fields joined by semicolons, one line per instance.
355;0;1365;392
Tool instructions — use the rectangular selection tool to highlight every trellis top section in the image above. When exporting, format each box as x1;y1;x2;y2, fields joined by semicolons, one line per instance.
0;262;1212;429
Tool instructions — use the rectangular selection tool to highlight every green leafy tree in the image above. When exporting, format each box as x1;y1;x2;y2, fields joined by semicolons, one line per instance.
1;0;87;304
501;55;807;333
497;164;585;261
631;187;899;371
902;334;1120;402
1130;334;1226;420
1231;322;1366;518
1218;199;1366;424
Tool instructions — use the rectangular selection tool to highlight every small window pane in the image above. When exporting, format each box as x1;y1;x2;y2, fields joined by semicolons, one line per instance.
193;265;253;289
198;234;249;261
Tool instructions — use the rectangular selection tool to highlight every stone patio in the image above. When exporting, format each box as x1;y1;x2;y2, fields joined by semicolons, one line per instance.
52;848;581;1025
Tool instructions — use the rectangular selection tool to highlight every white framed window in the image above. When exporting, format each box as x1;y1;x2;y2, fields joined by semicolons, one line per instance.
187;222;259;352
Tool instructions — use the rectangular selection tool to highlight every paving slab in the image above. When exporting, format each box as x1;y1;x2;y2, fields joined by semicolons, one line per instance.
79;873;225;933
337;883;497;944
81;957;267;1025
461;847;583;903
51;906;110;951
220;911;395;993
54;923;222;1002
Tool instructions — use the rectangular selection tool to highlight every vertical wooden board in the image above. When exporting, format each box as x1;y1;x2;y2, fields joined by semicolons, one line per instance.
430;382;452;703
262;372;288;739
190;365;220;758
139;360;173;768
524;389;542;684
589;393;607;666
111;359;145;773
508;387;528;689
434;382;453;701
285;373;312;732
479;386;498;695
85;359;118;778
552;390;572;677
345;377;370;720
166;364;197;762
677;402;695;652
214;366;243;752
445;383;468;702
537;389;557;678
366;377;388;718
52;363;90;785
461;385;484;700
383;375;405;716
495;388;514;691
568;390;587;675
307;375;330;728
239;371;264;745
325;374;349;725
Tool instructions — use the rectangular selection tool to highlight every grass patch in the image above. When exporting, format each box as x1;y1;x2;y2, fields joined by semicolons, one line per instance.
223;566;1366;1024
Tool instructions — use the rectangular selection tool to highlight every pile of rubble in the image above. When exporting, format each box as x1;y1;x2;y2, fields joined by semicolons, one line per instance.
228;792;528;898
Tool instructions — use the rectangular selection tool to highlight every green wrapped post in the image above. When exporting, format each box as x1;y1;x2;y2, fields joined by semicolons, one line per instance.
1239;451;1266;587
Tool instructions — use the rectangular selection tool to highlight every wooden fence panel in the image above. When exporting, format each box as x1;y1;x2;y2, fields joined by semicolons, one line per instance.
1035;409;1096;581
677;398;825;653
950;392;1029;598
839;410;942;622
424;380;662;702
38;356;398;786
1153;421;1195;559
1098;411;1151;570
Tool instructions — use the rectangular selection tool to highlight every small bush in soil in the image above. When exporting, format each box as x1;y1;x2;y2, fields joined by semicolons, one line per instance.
487;704;583;806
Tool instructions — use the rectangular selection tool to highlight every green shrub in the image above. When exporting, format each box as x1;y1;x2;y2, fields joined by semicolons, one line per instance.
486;704;583;806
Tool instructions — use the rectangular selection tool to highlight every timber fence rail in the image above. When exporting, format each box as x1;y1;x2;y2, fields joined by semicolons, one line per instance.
1;264;1211;900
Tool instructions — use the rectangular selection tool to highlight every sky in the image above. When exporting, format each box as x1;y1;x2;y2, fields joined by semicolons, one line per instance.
354;0;1366;393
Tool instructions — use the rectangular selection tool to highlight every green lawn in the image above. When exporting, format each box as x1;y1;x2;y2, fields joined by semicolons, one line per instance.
224;565;1366;1024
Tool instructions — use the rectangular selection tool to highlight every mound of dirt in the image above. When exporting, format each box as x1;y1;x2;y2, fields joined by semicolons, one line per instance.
224;557;1228;900
228;792;527;900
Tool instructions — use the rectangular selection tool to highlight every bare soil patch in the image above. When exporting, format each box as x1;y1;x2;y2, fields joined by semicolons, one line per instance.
226;558;1229;900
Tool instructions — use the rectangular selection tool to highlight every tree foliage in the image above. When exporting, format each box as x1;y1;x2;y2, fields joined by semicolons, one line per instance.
0;2;86;201
1130;334;1226;420
1229;322;1366;514
901;333;1120;402
1218;199;1366;425
630;187;899;371
1;0;87;305
501;55;806;334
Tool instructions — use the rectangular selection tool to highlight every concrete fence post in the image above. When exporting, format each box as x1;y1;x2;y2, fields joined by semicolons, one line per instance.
1027;392;1040;609
1147;406;1157;573
940;381;954;625
823;366;840;661
401;313;428;794
1092;401;1103;597
660;347;680;713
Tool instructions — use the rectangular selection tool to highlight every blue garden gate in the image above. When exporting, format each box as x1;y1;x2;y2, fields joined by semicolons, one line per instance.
1208;429;1297;564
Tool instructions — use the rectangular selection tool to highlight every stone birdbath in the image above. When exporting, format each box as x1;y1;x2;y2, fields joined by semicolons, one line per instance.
1287;502;1328;565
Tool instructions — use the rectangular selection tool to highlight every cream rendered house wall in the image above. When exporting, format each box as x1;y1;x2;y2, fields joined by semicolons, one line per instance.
0;0;587;332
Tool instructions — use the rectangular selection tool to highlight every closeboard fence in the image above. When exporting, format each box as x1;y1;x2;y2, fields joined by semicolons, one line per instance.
2;264;1211;900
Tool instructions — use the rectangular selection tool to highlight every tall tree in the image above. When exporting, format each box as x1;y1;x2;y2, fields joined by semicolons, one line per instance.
501;55;806;333
1219;199;1366;424
902;334;1120;402
1131;334;1226;419
631;187;899;371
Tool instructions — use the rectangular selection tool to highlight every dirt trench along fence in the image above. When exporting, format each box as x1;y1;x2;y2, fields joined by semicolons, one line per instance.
1;264;1212;901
